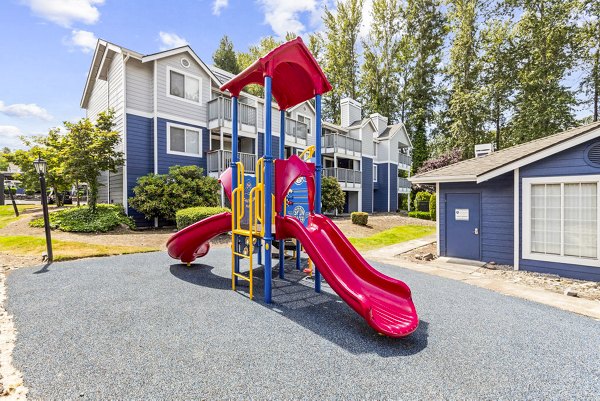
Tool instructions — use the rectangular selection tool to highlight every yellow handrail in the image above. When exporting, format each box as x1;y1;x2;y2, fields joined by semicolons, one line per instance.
299;145;315;161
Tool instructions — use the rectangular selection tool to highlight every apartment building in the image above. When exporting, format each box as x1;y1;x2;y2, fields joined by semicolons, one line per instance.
80;40;412;225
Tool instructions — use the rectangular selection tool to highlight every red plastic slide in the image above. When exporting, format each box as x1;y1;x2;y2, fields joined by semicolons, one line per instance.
166;211;232;264
276;213;419;337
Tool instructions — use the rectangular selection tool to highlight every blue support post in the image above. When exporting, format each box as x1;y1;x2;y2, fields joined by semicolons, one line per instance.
232;96;240;286
264;76;273;303
314;94;322;292
295;241;301;270
279;109;286;279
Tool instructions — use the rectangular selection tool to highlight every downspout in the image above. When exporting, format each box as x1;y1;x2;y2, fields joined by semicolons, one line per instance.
153;60;158;227
122;53;130;214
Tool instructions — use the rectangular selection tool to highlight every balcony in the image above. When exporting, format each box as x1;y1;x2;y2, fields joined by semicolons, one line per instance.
285;118;308;144
207;97;257;131
398;152;412;170
323;167;362;188
207;150;256;175
398;177;411;194
322;133;361;157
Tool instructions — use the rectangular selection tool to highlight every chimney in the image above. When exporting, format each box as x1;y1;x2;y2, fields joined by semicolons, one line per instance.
370;113;388;134
340;98;362;127
474;143;495;158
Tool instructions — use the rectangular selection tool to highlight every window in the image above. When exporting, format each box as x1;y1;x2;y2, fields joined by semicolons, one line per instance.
167;123;201;157
523;176;599;266
168;68;200;103
297;114;311;134
373;164;378;182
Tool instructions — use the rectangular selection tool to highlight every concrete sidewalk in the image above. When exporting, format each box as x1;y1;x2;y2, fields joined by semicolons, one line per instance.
366;237;600;321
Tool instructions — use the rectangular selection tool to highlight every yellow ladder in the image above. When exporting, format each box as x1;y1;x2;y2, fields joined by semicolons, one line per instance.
231;162;255;299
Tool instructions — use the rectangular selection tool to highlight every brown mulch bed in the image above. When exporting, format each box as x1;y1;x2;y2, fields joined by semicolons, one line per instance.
332;213;435;238
400;243;600;301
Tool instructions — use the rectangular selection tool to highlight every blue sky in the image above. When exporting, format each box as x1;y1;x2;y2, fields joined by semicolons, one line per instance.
0;0;334;150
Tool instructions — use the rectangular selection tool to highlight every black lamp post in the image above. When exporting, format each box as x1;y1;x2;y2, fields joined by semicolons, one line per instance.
34;156;53;263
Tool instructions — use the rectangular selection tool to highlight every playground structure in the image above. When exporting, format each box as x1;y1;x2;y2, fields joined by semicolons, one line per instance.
167;37;418;337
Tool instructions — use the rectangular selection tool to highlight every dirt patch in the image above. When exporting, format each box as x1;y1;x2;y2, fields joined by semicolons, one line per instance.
332;213;435;238
401;243;600;301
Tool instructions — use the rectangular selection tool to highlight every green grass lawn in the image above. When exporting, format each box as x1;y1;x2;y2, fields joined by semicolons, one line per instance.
0;235;159;261
349;225;436;251
0;205;37;229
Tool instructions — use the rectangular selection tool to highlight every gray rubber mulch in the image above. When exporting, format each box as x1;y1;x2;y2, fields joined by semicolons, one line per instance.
6;249;600;400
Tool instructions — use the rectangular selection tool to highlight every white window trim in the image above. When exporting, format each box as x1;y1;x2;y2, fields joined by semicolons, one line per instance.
297;112;312;136
166;66;202;105
373;164;378;182
522;174;600;268
166;122;202;158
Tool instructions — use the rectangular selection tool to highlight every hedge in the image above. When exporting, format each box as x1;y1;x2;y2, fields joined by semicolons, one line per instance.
429;194;437;221
176;206;230;230
408;211;431;220
29;204;135;232
351;212;369;226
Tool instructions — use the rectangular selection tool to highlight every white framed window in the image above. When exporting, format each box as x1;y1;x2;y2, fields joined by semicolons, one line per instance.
167;122;202;157
522;175;600;267
167;67;201;103
373;164;378;182
297;113;311;135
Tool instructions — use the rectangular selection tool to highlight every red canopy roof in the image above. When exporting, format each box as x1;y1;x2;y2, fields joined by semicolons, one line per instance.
220;37;332;110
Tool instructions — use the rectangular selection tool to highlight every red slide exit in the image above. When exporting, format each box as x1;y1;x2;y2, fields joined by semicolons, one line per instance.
276;213;419;338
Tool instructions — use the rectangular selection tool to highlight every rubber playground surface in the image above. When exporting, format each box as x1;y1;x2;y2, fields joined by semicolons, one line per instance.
6;249;600;399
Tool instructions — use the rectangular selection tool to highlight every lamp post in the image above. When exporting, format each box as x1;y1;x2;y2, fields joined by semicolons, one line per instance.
34;156;53;263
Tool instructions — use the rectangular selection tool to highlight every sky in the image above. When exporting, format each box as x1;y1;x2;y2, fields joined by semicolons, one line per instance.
0;0;357;150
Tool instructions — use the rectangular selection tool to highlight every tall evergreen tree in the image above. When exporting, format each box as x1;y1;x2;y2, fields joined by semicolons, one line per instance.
507;0;579;141
360;0;403;121
322;0;363;123
480;18;517;149
403;0;446;172
444;0;488;159
580;0;600;122
212;35;240;74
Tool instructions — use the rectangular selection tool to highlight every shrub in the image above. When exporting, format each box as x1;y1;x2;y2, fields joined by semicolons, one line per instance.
321;176;345;213
129;165;220;222
30;204;135;232
25;189;35;196
3;188;16;195
176;206;231;230
429;193;436;221
351;212;368;226
414;191;432;211
408;211;431;220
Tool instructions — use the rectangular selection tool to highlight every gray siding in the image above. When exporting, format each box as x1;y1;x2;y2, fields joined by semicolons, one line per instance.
108;166;123;204
439;174;514;266
97;171;109;203
86;78;108;121
361;157;373;212
107;54;124;151
361;124;375;156
126;58;153;113
520;139;600;280
156;54;211;122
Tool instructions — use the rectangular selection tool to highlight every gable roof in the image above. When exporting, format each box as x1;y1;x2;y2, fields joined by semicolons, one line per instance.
209;65;236;85
410;122;600;184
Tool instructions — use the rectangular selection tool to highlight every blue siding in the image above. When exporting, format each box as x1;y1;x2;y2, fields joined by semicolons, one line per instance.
389;163;398;211
257;133;280;159
126;114;154;226
156;118;208;174
373;163;389;212
519;139;600;280
361;157;373;212
440;173;514;265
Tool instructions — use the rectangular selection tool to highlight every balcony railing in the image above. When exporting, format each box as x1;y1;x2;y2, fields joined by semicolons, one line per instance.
322;133;361;155
207;150;256;174
208;97;257;127
323;167;362;185
398;177;411;192
285;118;308;142
398;153;412;166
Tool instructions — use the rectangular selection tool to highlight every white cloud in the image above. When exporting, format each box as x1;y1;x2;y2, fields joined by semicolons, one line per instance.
158;32;188;51
360;0;373;38
21;0;105;27
212;0;229;15
0;126;27;150
65;29;98;53
257;0;324;38
0;101;53;121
